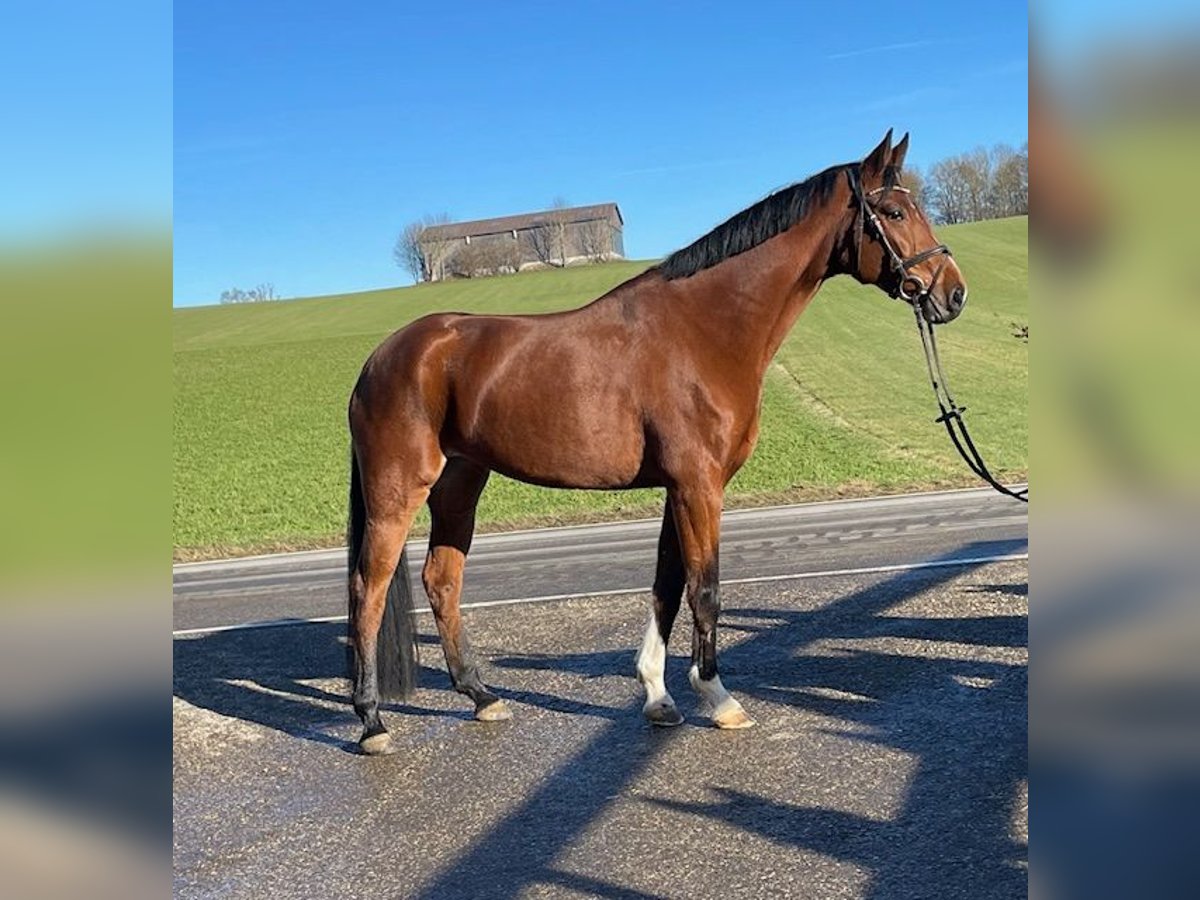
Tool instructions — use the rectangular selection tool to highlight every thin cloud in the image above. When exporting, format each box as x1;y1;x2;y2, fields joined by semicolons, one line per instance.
826;40;941;60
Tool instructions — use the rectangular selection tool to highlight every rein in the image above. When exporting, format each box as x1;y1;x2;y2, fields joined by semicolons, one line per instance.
913;309;1028;502
849;169;1028;503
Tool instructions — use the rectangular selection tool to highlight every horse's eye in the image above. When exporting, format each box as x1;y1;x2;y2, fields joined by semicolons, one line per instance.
887;209;905;221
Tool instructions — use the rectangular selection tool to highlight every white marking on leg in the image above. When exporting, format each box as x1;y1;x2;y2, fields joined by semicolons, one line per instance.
636;612;675;713
690;664;751;726
689;664;736;715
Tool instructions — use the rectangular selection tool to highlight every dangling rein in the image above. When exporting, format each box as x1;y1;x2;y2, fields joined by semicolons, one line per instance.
914;310;1027;502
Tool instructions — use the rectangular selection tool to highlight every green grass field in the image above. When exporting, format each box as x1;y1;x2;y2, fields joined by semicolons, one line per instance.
174;216;1026;558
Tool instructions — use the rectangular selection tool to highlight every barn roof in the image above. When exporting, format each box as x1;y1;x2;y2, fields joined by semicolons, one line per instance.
420;203;622;241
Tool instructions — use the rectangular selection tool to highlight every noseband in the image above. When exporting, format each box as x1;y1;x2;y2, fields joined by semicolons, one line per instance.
847;167;1028;503
848;167;952;306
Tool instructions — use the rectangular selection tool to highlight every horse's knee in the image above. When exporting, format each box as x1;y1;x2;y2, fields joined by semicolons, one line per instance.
422;547;463;610
421;557;449;597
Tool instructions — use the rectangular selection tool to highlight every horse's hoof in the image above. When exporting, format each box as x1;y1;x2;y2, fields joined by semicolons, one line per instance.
359;731;397;755
475;698;512;722
644;700;684;727
713;704;756;730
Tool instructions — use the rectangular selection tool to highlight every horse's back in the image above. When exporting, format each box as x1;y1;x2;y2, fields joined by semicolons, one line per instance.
355;305;655;488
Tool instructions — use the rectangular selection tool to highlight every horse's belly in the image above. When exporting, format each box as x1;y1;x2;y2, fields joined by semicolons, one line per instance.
465;424;646;489
451;396;647;490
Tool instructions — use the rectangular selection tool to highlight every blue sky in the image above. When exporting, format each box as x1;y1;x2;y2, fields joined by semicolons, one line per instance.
174;2;1027;307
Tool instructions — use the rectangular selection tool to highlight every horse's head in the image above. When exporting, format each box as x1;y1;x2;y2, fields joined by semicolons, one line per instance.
849;130;968;324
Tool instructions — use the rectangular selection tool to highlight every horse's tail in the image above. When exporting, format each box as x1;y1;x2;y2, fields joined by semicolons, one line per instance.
348;447;419;701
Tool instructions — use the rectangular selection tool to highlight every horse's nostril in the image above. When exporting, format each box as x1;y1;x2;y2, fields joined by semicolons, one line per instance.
950;286;966;310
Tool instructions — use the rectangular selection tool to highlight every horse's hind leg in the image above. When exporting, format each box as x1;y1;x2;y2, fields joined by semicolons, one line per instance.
670;478;754;730
422;457;510;722
350;452;442;755
636;502;685;726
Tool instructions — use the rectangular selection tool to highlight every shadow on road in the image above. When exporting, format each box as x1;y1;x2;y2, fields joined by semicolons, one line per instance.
415;540;1027;900
173;625;470;753
173;540;1026;898
653;607;1027;898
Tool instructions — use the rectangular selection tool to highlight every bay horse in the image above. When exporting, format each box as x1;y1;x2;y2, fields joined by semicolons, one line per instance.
347;130;967;755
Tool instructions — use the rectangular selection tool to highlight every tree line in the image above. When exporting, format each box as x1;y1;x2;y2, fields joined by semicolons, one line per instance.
219;283;278;304
911;142;1028;225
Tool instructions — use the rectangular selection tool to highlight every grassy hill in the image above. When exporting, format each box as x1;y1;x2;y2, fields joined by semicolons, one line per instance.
174;216;1027;558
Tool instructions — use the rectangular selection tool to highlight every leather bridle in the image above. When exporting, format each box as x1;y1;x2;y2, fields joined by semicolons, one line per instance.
847;166;1028;503
848;166;953;309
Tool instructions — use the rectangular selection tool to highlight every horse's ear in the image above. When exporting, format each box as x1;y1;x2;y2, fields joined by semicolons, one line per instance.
863;129;893;176
890;132;910;172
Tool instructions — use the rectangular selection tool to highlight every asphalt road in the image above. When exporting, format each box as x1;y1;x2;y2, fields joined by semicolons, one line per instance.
173;487;1027;633
173;488;1028;899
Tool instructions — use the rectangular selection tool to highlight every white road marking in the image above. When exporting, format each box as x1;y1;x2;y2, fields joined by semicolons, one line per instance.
172;552;1028;638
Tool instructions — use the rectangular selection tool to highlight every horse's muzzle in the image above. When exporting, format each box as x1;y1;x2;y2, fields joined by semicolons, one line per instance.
921;286;966;324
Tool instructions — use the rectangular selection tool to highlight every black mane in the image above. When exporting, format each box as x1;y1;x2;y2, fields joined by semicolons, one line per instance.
657;163;853;280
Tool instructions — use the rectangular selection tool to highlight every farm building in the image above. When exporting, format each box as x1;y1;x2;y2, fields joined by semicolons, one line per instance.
418;203;624;281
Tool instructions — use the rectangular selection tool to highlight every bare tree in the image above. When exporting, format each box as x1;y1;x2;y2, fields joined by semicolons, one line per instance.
496;233;524;274
551;198;572;266
988;143;1028;218
577;218;612;263
889;164;931;212
393;221;426;283
959;147;993;221
898;166;928;209
528;198;571;268
448;237;515;278
394;213;454;282
925;159;957;224
526;220;555;267
927;149;989;224
447;239;484;278
251;283;277;302
423;237;459;282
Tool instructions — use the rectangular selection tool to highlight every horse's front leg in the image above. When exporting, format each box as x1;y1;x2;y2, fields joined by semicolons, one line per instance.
669;478;754;730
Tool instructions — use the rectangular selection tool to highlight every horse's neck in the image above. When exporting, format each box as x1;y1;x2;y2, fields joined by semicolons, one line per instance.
689;210;844;377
